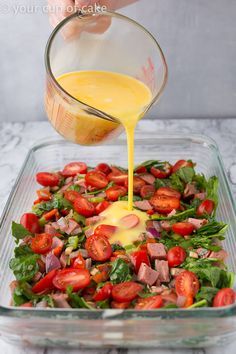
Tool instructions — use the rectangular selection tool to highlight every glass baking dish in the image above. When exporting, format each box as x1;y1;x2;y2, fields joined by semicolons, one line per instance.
0;134;236;349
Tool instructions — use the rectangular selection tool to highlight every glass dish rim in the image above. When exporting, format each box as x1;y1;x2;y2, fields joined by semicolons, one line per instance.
0;133;236;320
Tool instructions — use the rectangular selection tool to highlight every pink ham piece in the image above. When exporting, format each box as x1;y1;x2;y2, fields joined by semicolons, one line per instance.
134;200;152;211
59;182;73;193
65;219;81;235
85;227;94;238
170;268;185;277
137;263;159;286
45;252;61;273
51;294;71;308
147;243;167;260
44;224;58;235
184;183;197;199
195;192;207;201
140;173;155;185
209;249;228;262
54;217;67;232
86;216;103;226
120;214;140;229
36;300;48;308
160;220;171;232
196;248;211;258
155;260;170;283
188;218;208;230
150;286;164;294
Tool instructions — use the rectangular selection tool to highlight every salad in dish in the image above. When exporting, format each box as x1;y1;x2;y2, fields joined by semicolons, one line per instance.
9;159;236;310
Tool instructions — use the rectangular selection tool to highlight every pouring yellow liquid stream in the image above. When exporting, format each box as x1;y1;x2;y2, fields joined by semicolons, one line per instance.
57;71;152;210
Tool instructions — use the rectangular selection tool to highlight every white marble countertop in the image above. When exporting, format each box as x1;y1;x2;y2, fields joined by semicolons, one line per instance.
0;119;235;354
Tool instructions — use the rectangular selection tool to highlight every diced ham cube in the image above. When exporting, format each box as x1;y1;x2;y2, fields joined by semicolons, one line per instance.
196;248;211;258
194;192;207;201
160;220;171;232
147;243;167;260
140;173;155;185
137;263;159;286
134;200;152;211
188;218;207;230
209;249;228;262
86;216;103;226
155;260;170;283
183;183;197;199
44;224;58;235
170;268;185;277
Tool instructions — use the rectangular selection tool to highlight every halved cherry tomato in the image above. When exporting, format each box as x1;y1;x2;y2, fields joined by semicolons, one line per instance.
150;162;172;179
74;196;95;217
53;268;90;292
108;173;128;186
155;186;181;199
112;281;143;302
150;195;180;214
37;188;51;201
85;234;112;262
31;233;52;254
85;171;108;189
130;250;150;273
167;246;186;267
92;270;109;283
147;209;154;216
72;253;86;269
36;172;59;187
95;201;110;214
124;176;146;194
135;165;147;174
94;224;117;238
172;160;194;173
197;199;215;216
105;186;127;201
20;213;40;233
140;185;155;199
93;283;113;302
95;163;111;175
213;288;235;307
20;302;33;308
62;162;87;177
183;295;194;308
64;190;81;203
175;270;199;297
111;301;130;309
32;269;57;294
172;222;194;236
135;295;163;309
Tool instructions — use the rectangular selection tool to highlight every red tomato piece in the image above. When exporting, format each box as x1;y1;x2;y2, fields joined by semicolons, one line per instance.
108;172;128;186
130;250;150;273
167;246;186;267
197;199;215;216
64;190;81;203
172;160;194;173
105;186;127;201
213;288;235;307
36;172;59;187
120;214;140;229
175;270;200;297
74;196;95;217
43;209;58;221
32;269;57;294
53;268;90;292
112;281;143;302
124;176;146;194
72;253;86;269
95;163;111;175
20;302;33;308
85;171;109;189
140;185;155;199
94;224;117;238
111;301;130;309
172;222;194;236
135;295;163;309
150;195;180;214
37;188;51;201
155;186;181;199
93;283;113;302
20;213;40;234
135;165;147;174
62;162;87;177
150;162;172;179
31;233;52;255
95;200;110;214
85;234;112;262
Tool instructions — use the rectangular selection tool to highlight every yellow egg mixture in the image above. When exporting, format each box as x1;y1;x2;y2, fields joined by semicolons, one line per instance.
57;71;152;245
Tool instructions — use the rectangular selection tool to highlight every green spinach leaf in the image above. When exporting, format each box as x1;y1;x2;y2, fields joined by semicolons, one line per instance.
110;258;132;284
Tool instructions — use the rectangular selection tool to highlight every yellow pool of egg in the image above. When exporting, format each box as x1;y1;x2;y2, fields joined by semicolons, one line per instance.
93;201;149;246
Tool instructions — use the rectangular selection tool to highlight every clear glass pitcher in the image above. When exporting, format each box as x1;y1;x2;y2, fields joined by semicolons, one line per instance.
45;10;168;145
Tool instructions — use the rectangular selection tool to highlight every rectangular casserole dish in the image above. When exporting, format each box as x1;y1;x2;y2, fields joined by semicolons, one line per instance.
0;134;236;349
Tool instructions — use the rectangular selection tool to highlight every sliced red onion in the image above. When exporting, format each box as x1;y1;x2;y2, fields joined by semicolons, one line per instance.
46;253;61;273
52;236;64;250
56;217;67;232
36;300;48;308
60;252;68;268
153;221;162;232
66;219;80;235
69;249;88;259
45;224;58;235
96;192;106;198
147;227;161;238
59;182;73;193
85;258;92;270
51;294;71;308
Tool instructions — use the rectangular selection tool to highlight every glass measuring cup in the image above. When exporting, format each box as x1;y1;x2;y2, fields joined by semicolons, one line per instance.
45;10;168;145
